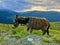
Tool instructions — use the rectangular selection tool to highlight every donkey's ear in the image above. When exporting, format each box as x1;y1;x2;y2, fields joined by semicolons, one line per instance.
16;15;18;18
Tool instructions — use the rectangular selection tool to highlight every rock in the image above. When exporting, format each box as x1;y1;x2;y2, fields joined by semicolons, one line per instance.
20;34;42;45
0;31;60;45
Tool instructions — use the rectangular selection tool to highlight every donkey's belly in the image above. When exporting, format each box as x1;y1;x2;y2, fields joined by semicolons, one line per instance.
31;26;42;30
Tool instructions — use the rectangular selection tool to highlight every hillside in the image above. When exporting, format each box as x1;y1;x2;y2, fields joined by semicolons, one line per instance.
0;9;60;23
0;22;60;45
0;9;17;23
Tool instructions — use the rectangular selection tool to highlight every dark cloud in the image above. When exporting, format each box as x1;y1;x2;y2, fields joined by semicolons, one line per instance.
26;0;60;10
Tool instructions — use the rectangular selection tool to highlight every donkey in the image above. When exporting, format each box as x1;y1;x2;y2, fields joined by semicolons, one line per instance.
13;15;50;36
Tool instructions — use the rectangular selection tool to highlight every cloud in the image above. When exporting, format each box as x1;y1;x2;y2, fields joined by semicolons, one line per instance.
48;9;60;12
0;0;3;3
31;6;47;11
20;6;60;12
0;0;32;11
20;6;47;12
23;0;60;12
0;0;60;12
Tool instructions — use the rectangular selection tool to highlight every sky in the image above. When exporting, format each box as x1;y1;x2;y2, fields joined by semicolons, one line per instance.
0;0;60;12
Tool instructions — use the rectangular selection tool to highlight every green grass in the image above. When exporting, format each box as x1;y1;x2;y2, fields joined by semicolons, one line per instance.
0;22;60;42
0;37;4;42
50;22;60;30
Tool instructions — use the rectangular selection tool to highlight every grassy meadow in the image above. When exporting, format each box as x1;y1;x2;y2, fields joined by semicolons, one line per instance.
0;22;60;43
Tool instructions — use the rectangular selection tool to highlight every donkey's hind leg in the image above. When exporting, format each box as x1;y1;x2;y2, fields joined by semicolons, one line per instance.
27;27;29;32
43;30;46;35
46;29;49;36
42;29;46;35
47;24;50;36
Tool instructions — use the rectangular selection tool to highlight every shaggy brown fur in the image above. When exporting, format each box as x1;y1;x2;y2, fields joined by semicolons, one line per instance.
27;17;50;35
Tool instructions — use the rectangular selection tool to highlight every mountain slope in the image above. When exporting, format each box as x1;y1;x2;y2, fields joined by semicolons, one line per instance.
0;9;60;24
18;11;60;22
0;9;17;23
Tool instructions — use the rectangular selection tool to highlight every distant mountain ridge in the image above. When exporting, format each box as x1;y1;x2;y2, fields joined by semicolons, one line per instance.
0;9;17;23
18;11;60;22
0;9;60;24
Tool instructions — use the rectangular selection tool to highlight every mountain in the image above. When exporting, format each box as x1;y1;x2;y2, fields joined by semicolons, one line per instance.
0;9;60;24
18;11;60;22
0;9;17;24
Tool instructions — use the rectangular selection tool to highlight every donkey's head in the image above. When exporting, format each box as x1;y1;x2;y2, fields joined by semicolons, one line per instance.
13;15;19;28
